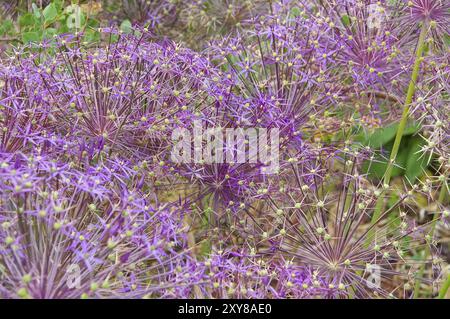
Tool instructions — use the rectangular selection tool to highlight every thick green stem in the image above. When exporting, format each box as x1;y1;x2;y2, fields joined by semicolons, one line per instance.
367;23;428;247
384;23;428;185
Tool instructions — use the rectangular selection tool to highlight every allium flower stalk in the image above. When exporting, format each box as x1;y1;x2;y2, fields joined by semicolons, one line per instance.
308;0;448;123
410;56;449;297
368;1;445;233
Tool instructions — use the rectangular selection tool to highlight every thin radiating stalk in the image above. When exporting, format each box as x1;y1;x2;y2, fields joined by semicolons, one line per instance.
413;176;449;297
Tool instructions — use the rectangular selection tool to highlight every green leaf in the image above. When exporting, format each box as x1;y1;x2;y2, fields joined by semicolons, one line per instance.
87;18;100;28
403;122;421;136
362;132;429;182
82;29;100;43
43;28;57;39
365;123;399;148
31;3;42;18
53;0;65;12
43;3;58;23
392;144;410;176
405;135;427;181
341;15;351;27
0;20;14;36
22;31;41;43
120;20;132;34
360;122;420;148
199;240;212;258
58;24;69;34
289;7;302;18
19;13;38;29
362;138;409;179
444;33;450;47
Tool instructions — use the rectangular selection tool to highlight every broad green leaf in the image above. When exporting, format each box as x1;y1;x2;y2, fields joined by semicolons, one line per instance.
366;124;398;148
392;142;409;176
363;138;409;179
403;122;421;135
32;3;41;18
22;31;41;43
87;18;100;28
82;29;101;43
120;19;132;34
43;28;57;39
362;132;429;181
199;240;212;258
19;13;37;29
53;0;65;12
0;20;14;36
58;24;69;34
43;3;58;23
444;33;450;47
360;122;420;148
405;135;427;181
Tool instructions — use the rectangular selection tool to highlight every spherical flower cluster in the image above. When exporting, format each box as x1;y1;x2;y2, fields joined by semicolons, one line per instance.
256;150;440;298
0;153;197;298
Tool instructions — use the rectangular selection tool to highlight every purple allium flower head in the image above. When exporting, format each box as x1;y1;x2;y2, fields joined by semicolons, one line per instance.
0;57;51;154
169;7;344;226
402;0;450;47
0;153;197;299
258;150;438;298
207;6;341;146
306;0;417;91
176;0;270;50
30;27;224;162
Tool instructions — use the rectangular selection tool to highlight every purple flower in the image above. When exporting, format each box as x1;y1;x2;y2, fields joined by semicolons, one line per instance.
0;153;197;299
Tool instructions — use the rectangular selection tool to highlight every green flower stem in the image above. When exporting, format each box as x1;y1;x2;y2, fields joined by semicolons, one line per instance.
384;23;428;186
367;23;429;247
